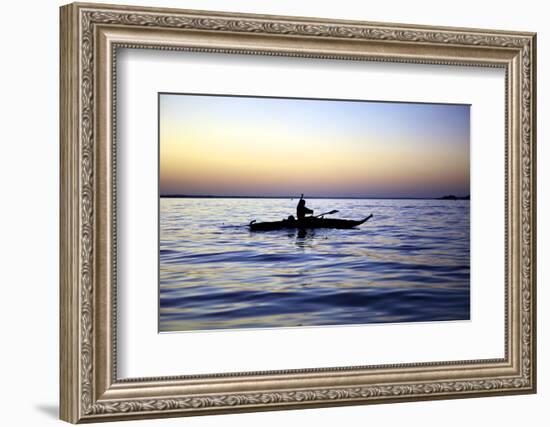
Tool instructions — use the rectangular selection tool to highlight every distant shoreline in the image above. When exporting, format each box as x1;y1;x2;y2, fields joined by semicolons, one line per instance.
160;194;470;200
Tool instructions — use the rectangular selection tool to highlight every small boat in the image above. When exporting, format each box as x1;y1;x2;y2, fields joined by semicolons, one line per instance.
249;214;373;231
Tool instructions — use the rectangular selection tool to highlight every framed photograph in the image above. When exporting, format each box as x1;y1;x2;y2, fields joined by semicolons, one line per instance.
60;2;537;423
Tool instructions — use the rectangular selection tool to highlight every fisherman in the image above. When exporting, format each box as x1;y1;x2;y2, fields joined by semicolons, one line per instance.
296;194;314;220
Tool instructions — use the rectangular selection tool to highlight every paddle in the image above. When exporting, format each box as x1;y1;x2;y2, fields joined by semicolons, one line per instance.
314;209;339;218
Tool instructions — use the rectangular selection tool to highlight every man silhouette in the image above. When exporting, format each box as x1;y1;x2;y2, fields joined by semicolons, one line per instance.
296;194;314;220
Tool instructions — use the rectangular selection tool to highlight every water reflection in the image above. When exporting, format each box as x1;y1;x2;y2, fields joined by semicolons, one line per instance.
160;198;470;332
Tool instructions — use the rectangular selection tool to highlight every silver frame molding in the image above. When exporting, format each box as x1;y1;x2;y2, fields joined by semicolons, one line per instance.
60;2;537;423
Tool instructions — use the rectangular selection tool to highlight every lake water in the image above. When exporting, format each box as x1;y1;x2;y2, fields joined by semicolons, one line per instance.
159;198;470;332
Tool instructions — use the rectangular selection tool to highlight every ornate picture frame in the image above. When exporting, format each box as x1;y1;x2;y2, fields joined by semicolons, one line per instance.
60;2;536;423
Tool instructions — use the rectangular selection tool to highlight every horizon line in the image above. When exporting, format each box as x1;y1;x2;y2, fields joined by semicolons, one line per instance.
159;194;470;200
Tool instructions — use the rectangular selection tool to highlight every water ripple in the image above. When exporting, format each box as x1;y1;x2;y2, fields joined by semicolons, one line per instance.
160;198;470;332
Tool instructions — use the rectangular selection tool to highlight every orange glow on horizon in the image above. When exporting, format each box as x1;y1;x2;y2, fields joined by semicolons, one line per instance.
160;94;470;198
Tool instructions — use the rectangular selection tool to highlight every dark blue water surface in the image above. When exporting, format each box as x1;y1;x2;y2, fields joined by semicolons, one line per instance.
159;198;470;332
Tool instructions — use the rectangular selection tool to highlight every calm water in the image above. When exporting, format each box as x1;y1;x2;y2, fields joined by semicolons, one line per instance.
159;198;470;332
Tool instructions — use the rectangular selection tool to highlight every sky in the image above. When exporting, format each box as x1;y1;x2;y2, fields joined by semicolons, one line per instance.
159;93;470;198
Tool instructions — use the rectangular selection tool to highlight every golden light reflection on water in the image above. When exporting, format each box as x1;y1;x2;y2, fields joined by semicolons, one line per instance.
159;198;470;332
161;311;315;333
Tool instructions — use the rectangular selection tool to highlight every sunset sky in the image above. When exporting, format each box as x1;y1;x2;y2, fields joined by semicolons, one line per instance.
159;93;470;198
